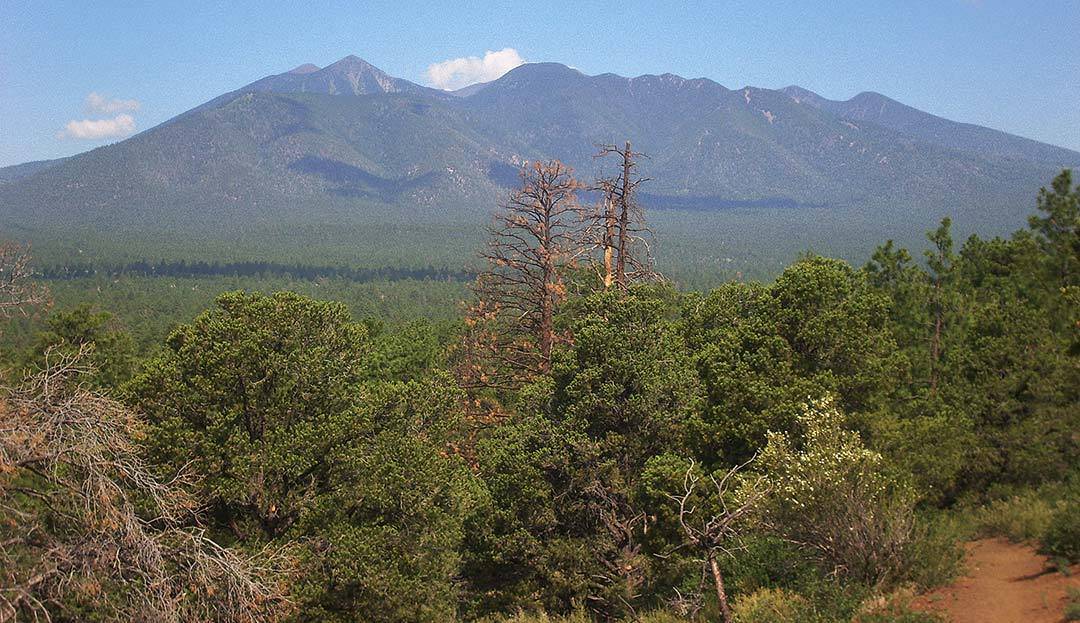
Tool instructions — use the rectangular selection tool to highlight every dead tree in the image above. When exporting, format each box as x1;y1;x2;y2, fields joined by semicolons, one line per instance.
0;242;49;319
594;141;658;289
464;161;589;387
664;459;767;623
0;346;291;623
586;481;649;619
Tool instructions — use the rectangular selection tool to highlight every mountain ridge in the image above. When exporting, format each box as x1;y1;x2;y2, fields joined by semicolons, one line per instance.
2;57;1077;262
241;55;439;97
779;85;1078;165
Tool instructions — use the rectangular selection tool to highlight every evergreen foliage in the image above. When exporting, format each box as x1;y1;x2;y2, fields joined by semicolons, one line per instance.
2;170;1077;622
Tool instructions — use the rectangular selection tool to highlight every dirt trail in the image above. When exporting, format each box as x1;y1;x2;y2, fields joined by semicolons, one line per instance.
912;538;1078;623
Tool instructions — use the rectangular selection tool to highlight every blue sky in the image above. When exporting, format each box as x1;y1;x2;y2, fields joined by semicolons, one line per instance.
2;0;1078;167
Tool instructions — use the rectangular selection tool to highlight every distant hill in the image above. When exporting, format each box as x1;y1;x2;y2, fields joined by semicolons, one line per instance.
0;157;66;185
0;89;502;230
2;56;1077;269
781;86;1079;166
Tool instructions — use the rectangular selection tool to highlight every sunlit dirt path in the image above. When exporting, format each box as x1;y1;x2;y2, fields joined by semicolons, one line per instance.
912;538;1078;623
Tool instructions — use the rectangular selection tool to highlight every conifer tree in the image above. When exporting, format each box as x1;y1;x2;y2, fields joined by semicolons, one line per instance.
1029;169;1079;288
925;218;955;394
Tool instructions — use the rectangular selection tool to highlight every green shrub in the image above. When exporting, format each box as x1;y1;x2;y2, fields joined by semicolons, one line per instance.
901;513;967;589
722;535;819;597
636;612;689;623
1065;587;1080;622
475;611;592;623
971;492;1054;543
852;589;945;623
732;588;809;623
1039;481;1080;563
854;607;943;623
758;398;916;587
963;480;1078;565
476;611;689;623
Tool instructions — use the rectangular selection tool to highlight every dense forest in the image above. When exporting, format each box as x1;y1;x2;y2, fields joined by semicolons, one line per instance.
0;165;1077;623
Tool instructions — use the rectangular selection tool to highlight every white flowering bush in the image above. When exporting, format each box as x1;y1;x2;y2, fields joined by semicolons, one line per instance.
759;397;915;586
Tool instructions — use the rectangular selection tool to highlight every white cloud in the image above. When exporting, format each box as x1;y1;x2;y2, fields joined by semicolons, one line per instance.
58;114;136;140
85;92;141;115
425;48;525;91
58;92;141;141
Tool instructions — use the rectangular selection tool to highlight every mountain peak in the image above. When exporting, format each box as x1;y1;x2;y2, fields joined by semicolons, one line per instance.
781;85;824;104
848;90;894;104
841;91;914;119
228;55;435;98
288;63;320;74
503;62;583;80
479;63;586;93
325;55;379;71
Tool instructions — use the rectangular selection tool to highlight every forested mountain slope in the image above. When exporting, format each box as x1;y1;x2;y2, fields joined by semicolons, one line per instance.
2;57;1077;263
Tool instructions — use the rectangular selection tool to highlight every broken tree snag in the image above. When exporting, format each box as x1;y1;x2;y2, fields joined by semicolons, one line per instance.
465;160;589;387
603;195;617;288
616;140;632;285
594;141;659;289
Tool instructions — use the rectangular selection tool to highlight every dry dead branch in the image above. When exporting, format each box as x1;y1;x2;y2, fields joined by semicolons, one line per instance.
593;141;660;289
663;458;767;623
586;481;649;618
0;242;49;320
0;346;291;622
463;160;589;387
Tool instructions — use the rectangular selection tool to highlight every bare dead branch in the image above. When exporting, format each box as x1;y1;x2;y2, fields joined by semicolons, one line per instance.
585;480;649;619
0;347;292;622
661;457;768;623
462;161;590;389
0;242;50;320
593;142;661;289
